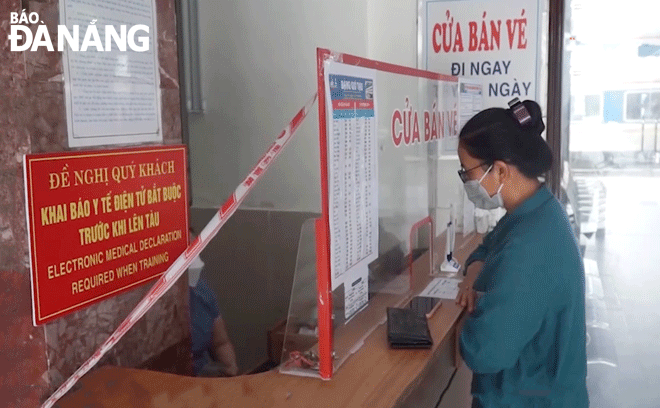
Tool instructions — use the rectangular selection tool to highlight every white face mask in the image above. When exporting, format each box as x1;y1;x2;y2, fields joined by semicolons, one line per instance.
463;165;504;210
188;255;204;287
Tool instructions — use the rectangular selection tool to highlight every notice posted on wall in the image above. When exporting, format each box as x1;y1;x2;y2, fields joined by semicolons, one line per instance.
459;79;484;129
324;61;379;294
60;0;162;147
23;146;189;325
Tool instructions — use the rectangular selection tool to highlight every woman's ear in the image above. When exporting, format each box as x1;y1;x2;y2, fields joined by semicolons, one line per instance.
493;160;509;184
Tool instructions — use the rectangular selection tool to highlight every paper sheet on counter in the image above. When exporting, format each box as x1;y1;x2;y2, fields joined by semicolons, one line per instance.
419;277;462;299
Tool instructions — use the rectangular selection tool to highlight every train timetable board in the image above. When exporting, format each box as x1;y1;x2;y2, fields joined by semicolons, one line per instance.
324;62;379;321
23;145;189;325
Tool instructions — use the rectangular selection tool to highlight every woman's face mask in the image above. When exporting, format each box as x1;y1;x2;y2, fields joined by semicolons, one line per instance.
463;165;504;210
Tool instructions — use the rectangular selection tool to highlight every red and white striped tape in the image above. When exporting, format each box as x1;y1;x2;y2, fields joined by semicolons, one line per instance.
42;93;318;408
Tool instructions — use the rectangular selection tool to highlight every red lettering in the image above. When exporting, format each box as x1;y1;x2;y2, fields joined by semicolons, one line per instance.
403;109;412;145
453;22;464;52
468;22;478;51
479;20;490;51
432;23;442;53
517;18;527;49
392;110;403;147
438;111;445;139
490;20;501;50
442;23;452;53
402;105;411;146
412;111;421;144
424;111;431;142
431;111;438;140
506;19;516;49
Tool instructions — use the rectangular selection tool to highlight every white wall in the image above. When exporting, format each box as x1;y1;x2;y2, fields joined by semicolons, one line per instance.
366;0;418;66
190;0;422;211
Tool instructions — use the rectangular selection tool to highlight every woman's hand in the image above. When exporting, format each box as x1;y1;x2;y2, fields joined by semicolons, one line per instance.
455;261;484;314
455;281;477;313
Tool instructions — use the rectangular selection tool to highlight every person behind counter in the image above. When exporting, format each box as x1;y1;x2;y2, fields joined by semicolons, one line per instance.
454;99;588;407
188;230;239;377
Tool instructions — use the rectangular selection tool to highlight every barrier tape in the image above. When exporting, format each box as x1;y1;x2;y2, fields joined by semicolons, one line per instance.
43;93;318;408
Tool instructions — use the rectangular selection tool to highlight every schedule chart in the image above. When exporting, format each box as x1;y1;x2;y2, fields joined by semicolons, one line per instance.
325;65;379;309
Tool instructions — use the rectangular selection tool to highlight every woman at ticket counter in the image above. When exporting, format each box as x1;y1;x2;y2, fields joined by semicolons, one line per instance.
454;99;588;408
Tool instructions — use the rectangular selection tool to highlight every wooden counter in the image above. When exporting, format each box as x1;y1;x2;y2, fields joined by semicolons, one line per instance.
56;233;480;408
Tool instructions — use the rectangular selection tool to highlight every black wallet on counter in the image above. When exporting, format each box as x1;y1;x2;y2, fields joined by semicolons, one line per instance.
386;307;433;349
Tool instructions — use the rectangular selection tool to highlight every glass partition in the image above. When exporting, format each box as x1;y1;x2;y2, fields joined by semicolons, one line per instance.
278;219;321;378
288;49;466;379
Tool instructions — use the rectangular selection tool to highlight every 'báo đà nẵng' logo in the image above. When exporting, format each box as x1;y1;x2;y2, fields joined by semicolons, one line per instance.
8;10;150;52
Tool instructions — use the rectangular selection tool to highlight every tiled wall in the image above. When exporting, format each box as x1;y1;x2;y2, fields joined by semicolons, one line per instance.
0;0;189;405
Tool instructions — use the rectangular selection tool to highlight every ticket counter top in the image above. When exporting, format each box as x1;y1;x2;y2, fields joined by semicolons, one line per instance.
57;233;480;408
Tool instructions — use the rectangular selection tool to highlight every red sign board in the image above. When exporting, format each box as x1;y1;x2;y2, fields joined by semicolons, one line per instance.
23;145;189;325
